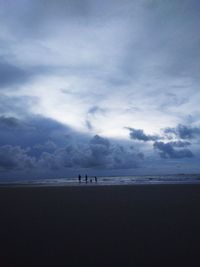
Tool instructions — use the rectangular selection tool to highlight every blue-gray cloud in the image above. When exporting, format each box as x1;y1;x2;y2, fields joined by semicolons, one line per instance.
168;141;191;147
153;141;194;159
127;124;197;160
0;116;144;178
0;115;72;148
0;116;21;129
127;127;159;142
0;60;30;88
0;95;38;117
164;124;200;139
88;106;106;115
0;145;35;171
39;134;144;170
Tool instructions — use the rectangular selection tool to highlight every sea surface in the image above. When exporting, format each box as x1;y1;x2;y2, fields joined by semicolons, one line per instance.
1;174;200;186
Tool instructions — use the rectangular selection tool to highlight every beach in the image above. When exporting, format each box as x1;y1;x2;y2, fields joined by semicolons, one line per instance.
0;184;200;266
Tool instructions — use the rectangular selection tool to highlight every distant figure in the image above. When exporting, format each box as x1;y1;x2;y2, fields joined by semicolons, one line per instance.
90;178;92;183
85;174;88;183
95;176;97;183
78;174;81;183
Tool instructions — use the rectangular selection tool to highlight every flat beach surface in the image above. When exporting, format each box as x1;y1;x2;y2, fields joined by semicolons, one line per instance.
0;184;200;266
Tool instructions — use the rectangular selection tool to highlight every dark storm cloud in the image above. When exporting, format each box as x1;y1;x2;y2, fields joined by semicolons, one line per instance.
86;135;111;168
110;144;144;169
153;141;194;159
168;141;191;147
0;115;72;148
0;116;21;128
126;124;197;161
0;115;78;172
34;140;57;151
127;125;196;159
127;127;159;142
90;135;110;148
0;116;144;176
39;135;144;170
88;135;143;169
128;124;200;146
87;135;143;169
0;145;35;171
164;124;200;139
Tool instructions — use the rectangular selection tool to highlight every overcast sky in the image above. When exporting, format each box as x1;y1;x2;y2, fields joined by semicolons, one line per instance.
1;0;200;180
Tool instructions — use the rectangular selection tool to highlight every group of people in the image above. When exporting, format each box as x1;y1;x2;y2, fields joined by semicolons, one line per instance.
78;174;97;183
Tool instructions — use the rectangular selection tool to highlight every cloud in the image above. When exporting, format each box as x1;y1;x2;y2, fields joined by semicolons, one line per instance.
85;135;144;169
85;119;93;130
0;115;144;177
1;0;200;138
0;116;21;128
127;124;195;159
0;145;35;171
127;127;159;142
0;60;31;88
90;134;110;147
0;95;39;118
164;124;200;139
153;141;194;159
128;124;200;145
110;144;144;169
39;134;144;170
168;141;191;147
0;1;200;177
88;106;106;115
0;115;76;150
85;135;112;168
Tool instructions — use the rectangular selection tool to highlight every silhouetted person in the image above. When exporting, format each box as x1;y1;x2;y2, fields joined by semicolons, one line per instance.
95;176;97;183
90;178;92;183
85;174;88;183
78;174;81;183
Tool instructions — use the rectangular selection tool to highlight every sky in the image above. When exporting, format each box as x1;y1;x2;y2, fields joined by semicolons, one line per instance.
0;0;200;180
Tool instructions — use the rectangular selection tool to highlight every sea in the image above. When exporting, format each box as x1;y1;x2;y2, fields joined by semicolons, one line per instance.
1;174;200;186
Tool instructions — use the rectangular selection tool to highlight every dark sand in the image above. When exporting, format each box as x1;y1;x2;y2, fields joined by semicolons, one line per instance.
0;184;200;267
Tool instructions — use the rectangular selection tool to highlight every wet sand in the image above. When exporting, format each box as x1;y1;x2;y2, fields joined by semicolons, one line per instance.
0;184;200;266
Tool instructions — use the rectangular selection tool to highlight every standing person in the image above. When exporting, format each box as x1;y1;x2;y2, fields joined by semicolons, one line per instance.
78;174;81;183
85;174;88;183
95;176;97;183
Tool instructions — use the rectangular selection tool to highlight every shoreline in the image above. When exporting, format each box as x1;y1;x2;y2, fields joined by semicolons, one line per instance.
0;181;200;188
